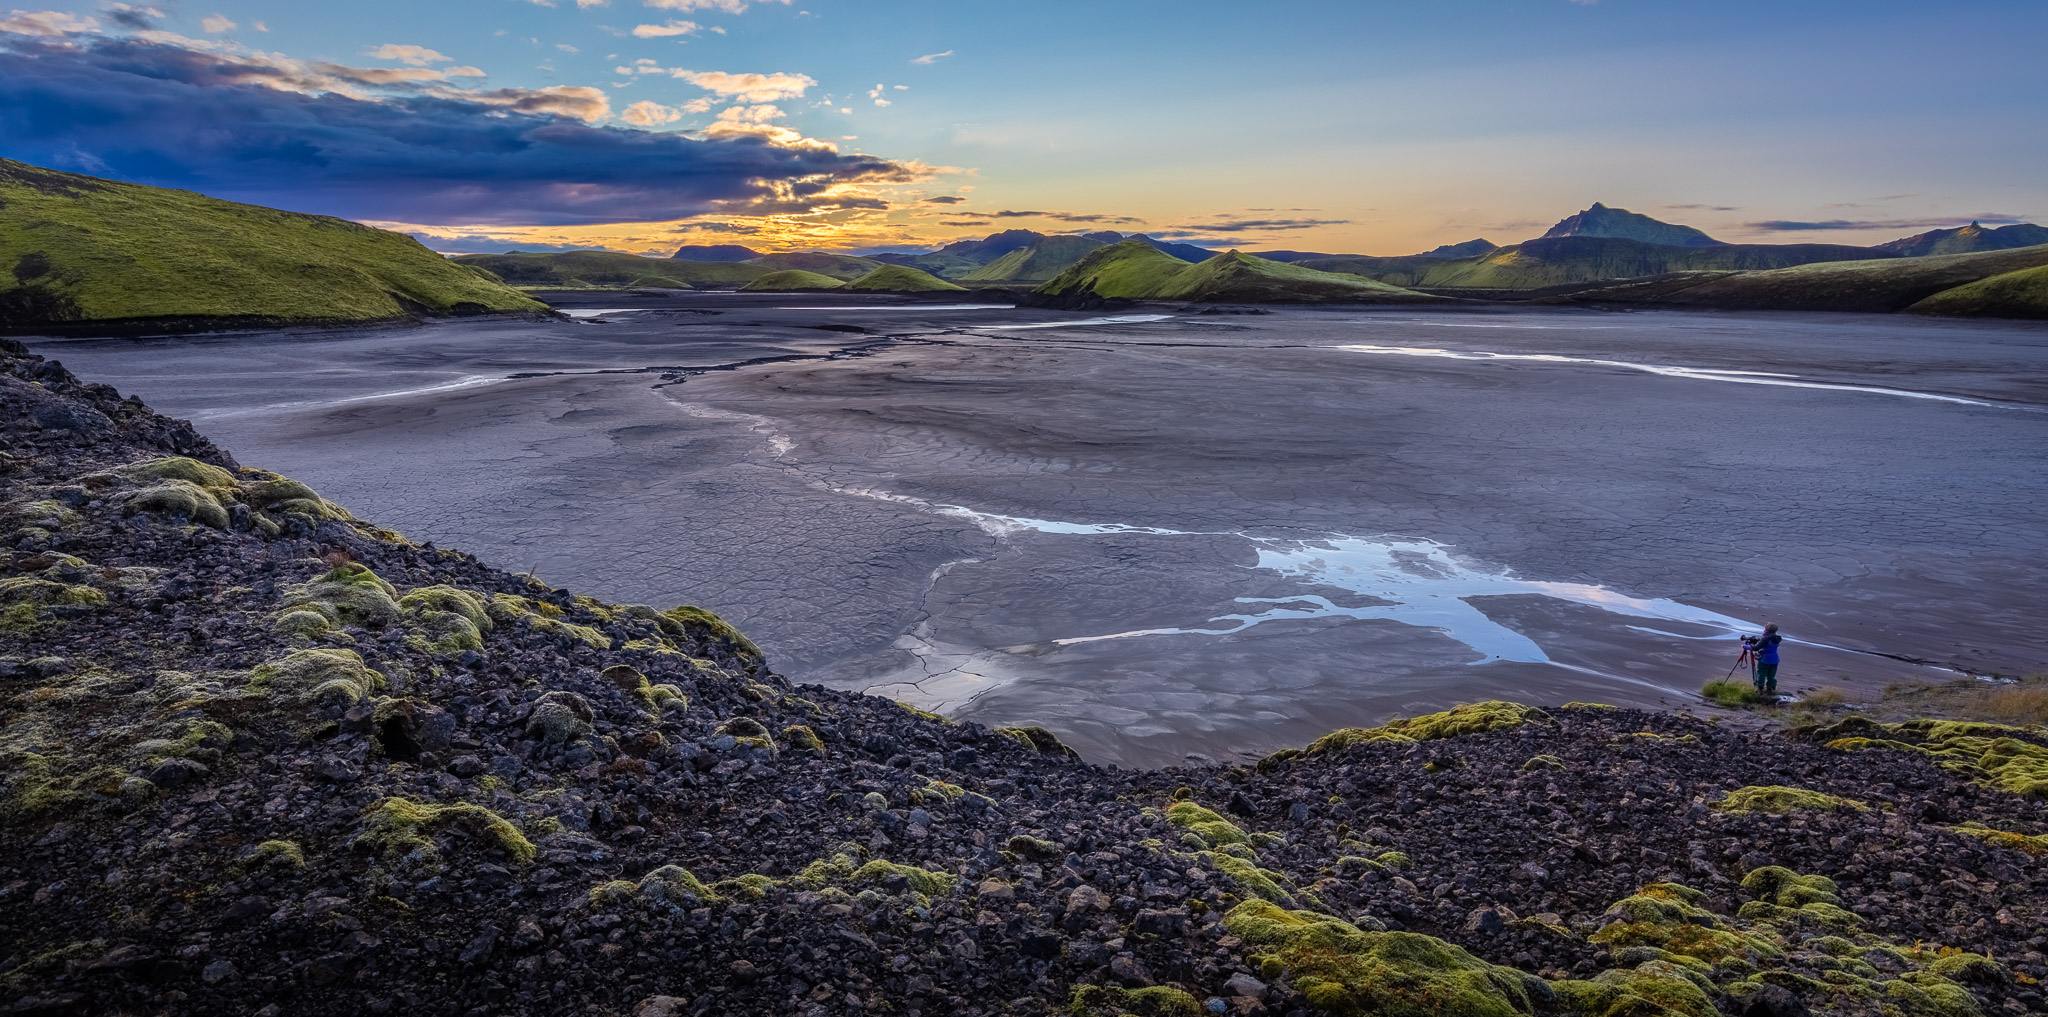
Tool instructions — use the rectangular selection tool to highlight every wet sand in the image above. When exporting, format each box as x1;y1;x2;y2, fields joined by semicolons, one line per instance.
29;296;2048;765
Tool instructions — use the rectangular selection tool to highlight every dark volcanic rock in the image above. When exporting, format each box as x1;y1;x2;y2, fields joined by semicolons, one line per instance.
0;337;2043;1017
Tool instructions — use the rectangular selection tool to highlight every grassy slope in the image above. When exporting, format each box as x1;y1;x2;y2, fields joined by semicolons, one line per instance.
1038;241;1442;303
745;252;885;281
959;235;1107;283
1904;264;2048;318
450;252;765;290
843;265;966;292
1393;237;1890;291
1645;243;2048;314
740;269;846;292
1878;223;2048;257
0;158;545;327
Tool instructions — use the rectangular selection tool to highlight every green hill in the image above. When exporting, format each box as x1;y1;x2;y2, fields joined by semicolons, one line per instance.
0;158;545;331
450;251;765;290
1038;241;1445;303
1905;264;2048;318
744;252;885;281
1305;236;1891;292
1875;222;2048;257
842;265;967;293
1541;202;1724;247
740;269;845;292
1568;243;2048;316
959;235;1108;284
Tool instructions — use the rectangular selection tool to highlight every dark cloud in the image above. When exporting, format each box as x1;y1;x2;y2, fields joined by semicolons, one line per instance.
921;195;966;204
1661;204;1738;211
673;221;769;235
103;5;163;30
0;34;932;226
1167;218;1350;232
1744;215;2027;231
937;209;1143;224
411;234;628;255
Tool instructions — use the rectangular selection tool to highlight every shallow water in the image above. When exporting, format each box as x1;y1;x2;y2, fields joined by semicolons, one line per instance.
28;298;2048;764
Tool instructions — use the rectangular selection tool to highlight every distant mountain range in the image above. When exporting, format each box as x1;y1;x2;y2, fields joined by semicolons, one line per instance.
1541;202;1724;247
668;244;761;263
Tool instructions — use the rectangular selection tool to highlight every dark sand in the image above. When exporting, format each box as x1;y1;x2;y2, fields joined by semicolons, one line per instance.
29;295;2048;765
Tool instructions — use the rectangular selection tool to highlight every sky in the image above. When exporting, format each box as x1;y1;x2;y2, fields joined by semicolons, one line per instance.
2;0;2044;257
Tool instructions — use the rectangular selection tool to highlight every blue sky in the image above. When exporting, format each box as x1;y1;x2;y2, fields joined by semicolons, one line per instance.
2;0;2043;254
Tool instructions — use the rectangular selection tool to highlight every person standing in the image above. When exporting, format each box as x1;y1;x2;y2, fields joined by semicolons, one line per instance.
1749;623;1782;695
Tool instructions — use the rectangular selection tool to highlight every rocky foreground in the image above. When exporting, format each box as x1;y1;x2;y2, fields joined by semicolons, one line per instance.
2;338;2046;1017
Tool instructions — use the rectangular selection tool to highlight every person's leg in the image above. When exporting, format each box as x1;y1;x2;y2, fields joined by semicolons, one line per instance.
1759;662;1778;694
1752;658;1765;692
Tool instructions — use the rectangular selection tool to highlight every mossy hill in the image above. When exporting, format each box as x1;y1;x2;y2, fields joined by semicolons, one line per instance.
1540;202;1726;247
449;251;768;290
1301;237;1892;293
740;269;846;292
5;341;2047;1017
743;252;888;281
0;159;545;334
668;244;762;262
1874;222;2048;257
843;264;967;293
960;235;1111;284
1564;243;2048;317
1038;241;1446;304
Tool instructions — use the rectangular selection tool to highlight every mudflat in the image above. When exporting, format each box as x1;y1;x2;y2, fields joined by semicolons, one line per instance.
31;295;2048;765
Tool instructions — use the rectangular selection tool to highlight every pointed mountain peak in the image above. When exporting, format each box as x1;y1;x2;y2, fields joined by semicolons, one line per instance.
1540;202;1723;248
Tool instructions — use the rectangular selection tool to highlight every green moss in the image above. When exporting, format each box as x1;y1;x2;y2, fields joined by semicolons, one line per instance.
1224;899;1545;1017
713;873;778;901
282;563;402;629
782;724;823;751
1006;835;1060;861
1267;702;1552;770
1522;754;1566;771
1947;821;2048;855
0;577;104;636
657;605;762;661
1554;962;1718;1017
526;692;594;745
1714;785;1866;814
246;647;385;705
245;839;306;869
1703;680;1768;708
398;584;492;654
489;593;611;650
238;473;348;520
1819;717;2048;799
793;844;957;902
1166;801;1248;847
119;456;237;492
271;608;333;639
1066;984;1203;1016
996;725;1082;759
121;479;229;528
895;700;950;724
354;797;536;868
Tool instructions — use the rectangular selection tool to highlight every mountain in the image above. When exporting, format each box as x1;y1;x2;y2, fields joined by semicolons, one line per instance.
843;264;967;293
1415;238;1499;259
450;251;766;290
1565;242;2048;316
1081;231;1218;264
740;269;845;292
1038;240;1445;303
1301;236;1889;292
1874;222;2048;257
670;244;761;262
0;158;544;332
745;252;886;281
1541;202;1725;248
958;235;1109;284
1241;251;1344;263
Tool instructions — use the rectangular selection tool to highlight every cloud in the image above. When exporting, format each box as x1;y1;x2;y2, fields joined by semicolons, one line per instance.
632;19;700;37
577;0;610;7
937;209;1143;224
645;0;789;11
911;50;952;65
200;13;235;33
1661;203;1738;211
922;195;966;204
621;99;682;126
367;44;451;66
0;10;96;35
408;233;628;255
1167;217;1351;232
1743;215;2027;232
104;5;161;30
671;68;815;102
0;31;942;226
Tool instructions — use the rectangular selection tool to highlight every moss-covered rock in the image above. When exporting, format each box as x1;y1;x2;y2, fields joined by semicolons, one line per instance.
1714;785;1867;814
354;797;536;868
526;691;594;744
1224;899;1547;1017
1821;718;2048;799
489;593;611;650
997;725;1082;759
1066;984;1203;1016
398;584;492;654
282;562;402;630
1263;701;1552;770
246;647;385;706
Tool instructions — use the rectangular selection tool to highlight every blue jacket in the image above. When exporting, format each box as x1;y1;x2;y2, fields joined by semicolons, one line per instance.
1755;632;1781;664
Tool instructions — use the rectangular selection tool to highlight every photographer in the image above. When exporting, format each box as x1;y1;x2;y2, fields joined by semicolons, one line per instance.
1744;623;1783;695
